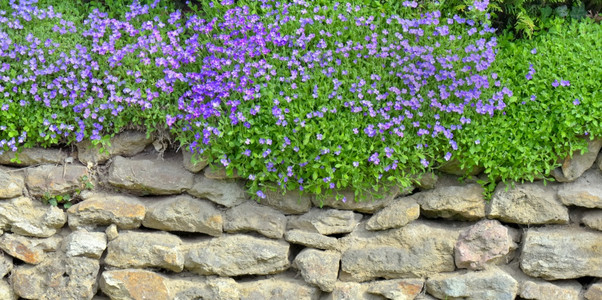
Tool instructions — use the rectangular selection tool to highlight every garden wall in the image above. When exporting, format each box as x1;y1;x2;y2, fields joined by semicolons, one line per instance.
0;130;600;300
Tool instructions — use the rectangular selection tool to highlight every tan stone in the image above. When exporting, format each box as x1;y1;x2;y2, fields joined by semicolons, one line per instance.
105;231;184;272
0;169;23;199
100;269;170;300
585;282;602;300
366;197;420;230
77;130;153;164
25;164;89;197
0;196;66;237
0;148;68;166
0;234;44;264
366;278;424;300
67;192;145;229
414;184;486;220
182;150;208;173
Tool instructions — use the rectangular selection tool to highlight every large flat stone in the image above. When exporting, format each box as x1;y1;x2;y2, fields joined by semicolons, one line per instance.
77;130;153;164
0;148;68;166
0;197;65;238
488;182;569;225
288;208;362;235
293;249;340;292
224;201;286;239
553;138;602;182
11;253;99;300
100;269;170;300
105;231;184;272
187;176;247;207
284;229;339;250
238;274;320;300
339;220;466;281
0;234;45;264
261;188;312;214
185;234;289;276
520;280;582;300
143;195;223;236
413;184;486;220
0;169;23;199
108;155;194;195
366;197;420;230
67;192;145;229
557;169;602;208
520;226;602;279
25;164;89;197
62;230;107;259
426;267;518;300
366;278;424;300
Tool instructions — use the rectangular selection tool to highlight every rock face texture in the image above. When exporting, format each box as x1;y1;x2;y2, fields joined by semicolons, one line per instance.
0;143;599;299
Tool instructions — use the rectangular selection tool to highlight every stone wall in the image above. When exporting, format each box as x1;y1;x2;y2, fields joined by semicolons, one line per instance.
0;131;600;299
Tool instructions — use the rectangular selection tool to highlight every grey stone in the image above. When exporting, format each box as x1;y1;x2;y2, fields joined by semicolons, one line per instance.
224;201;286;239
520;280;582;300
288;208;362;235
293;249;340;292
186;234;289;276
0;148;68;166
100;269;170;300
438;158;484;176
0;169;23;199
108;155;194;195
0;280;16;300
558;169;602;208
0;252;12;278
63;230;107;259
143;195;223;236
67;192;146;230
77;130;153;164
339;220;465;281
238;274;321;300
521;226;602;279
320;282;378;300
261;188;312;214
285;229;339;250
105;231;184;272
455;219;515;270
488;182;569;225
11;253;99;300
187;176;247;208
182;149;208;173
414;184;486;220
169;276;240;300
0;196;66;237
313;185;409;213
413;172;438;190
366;278;424;300
582;210;602;231
426;267;518;300
553;138;602;182
25;164;89;197
585;282;602;300
0;234;45;264
204;164;241;179
366;197;420;231
105;224;119;240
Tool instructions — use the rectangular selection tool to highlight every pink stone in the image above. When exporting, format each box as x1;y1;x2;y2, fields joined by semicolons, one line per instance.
454;219;512;270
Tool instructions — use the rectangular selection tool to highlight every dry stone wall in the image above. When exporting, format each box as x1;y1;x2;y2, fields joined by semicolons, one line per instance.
0;131;600;299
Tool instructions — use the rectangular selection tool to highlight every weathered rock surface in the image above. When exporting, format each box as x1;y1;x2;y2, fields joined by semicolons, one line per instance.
0;196;66;237
312;186;407;213
455;219;515;270
340;220;465;281
0;280;16;300
182;149;208;173
63;230;107;259
366;197;420;230
105;231;184;272
293;249;340;292
0;148;68;166
582;210;602;231
100;269;170;300
366;278;424;300
426;267;518;300
413;172;438;190
320;282;377;300
67;192;145;229
488;182;569;225
553;138;602;182
11;253;99;300
224;201;286;239
108;155;194;195
105;224;119;241
521;226;602;279
168;276;240;300
557;169;602;208
77;130;153;164
261;188;312;214
288;208;362;235
187;176;247;208
186;234;289;276
0;252;12;278
204;165;241;179
238;275;321;300
284;229;339;250
414;184;486;220
585;281;602;300
143;195;223;236
25;164;89;197
520;280;582;300
0;169;23;199
0;233;44;264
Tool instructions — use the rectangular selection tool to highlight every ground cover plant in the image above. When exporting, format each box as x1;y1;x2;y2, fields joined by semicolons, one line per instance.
0;0;600;202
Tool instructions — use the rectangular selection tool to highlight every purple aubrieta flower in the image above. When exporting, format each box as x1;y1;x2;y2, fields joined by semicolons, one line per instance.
573;99;580;105
475;139;481;144
552;80;560;88
444;152;452;161
316;133;323;140
420;158;429;167
256;190;266;199
531;48;537;54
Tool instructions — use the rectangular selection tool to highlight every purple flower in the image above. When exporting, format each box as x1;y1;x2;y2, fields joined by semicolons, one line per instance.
368;152;380;165
420;159;429;167
531;48;537;54
552;80;560;88
573;99;580;105
256;190;266;199
444;152;452;161
316;133;323;140
475;139;480;144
